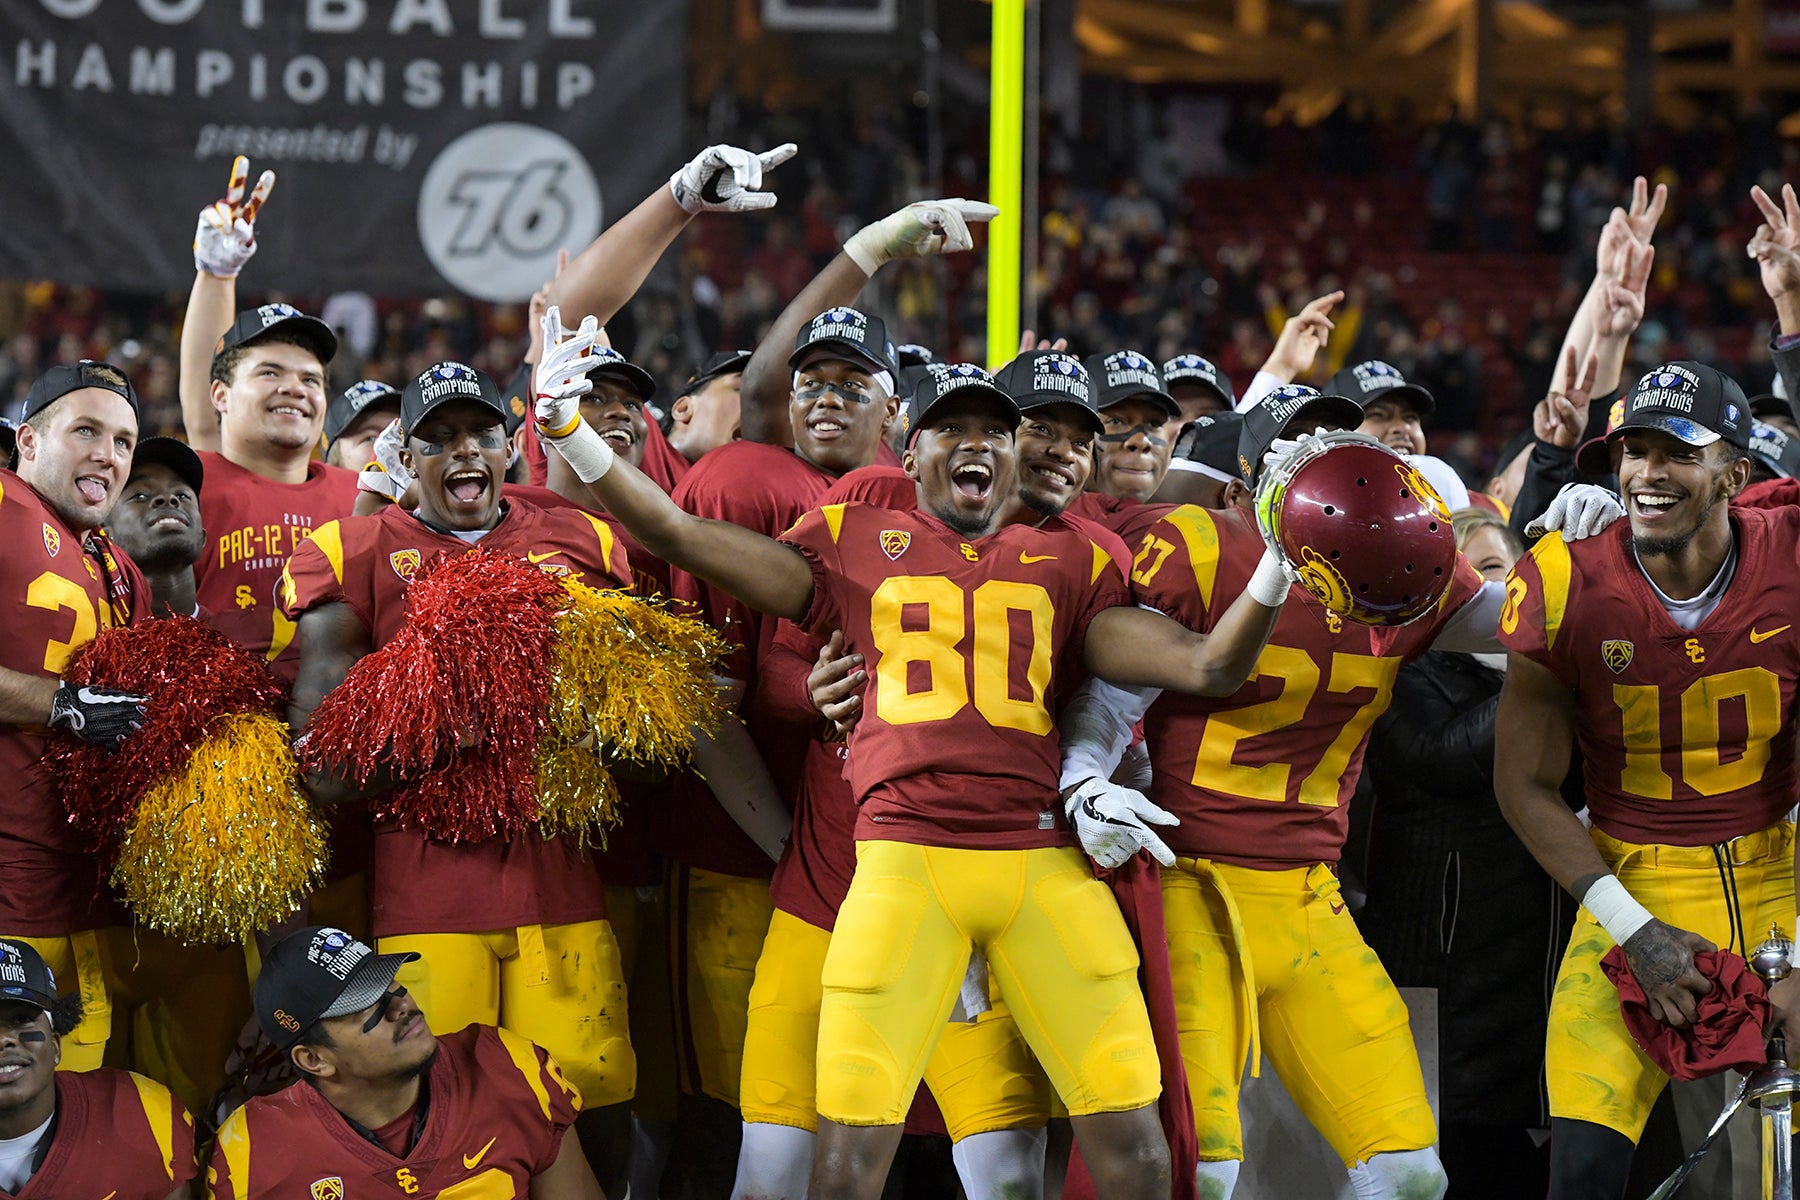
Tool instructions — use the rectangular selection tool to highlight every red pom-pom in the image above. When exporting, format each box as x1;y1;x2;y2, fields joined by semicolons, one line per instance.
300;550;564;843
43;616;288;862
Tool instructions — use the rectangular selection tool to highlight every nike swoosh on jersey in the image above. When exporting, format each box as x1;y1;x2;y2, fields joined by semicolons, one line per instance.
1751;625;1791;644
525;550;561;564
1019;552;1057;564
464;1136;498;1169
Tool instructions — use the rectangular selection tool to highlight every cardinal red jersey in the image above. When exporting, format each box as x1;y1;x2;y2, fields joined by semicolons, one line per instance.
193;451;358;684
1499;510;1800;846
503;483;671;599
656;440;842;877
17;1069;196;1200
0;471;148;934
1128;503;1485;868
280;498;629;937
780;502;1131;848
1066;490;1144;536
207;1024;580;1200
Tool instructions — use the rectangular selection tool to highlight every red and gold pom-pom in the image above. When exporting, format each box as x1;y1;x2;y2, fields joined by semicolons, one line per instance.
300;550;563;843
45;616;288;863
114;713;326;944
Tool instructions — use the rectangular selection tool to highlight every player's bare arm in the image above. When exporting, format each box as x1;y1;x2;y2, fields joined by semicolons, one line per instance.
0;666;58;727
739;199;998;446
1496;651;1714;1027
549;143;795;364
529;1125;606;1200
179;156;275;452
287;600;390;806
1083;591;1282;697
535;308;815;620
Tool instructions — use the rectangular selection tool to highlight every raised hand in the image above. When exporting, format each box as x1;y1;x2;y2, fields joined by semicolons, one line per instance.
1260;290;1343;384
843;199;1001;275
668;143;798;215
534;305;598;439
1594;240;1654;342
357;419;411;503
1749;183;1800;315
1534;344;1601;450
1017;330;1070;354
193;155;275;279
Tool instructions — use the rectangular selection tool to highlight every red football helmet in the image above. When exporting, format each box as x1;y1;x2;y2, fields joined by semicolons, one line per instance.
1256;431;1458;626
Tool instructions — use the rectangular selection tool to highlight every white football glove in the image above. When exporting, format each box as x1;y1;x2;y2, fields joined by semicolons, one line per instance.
1064;778;1179;869
193;156;274;278
357;418;410;503
668;143;798;215
534;306;598;439
844;199;1001;275
1527;482;1625;542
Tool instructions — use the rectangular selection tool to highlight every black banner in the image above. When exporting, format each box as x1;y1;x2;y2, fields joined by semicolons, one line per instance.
0;1;689;299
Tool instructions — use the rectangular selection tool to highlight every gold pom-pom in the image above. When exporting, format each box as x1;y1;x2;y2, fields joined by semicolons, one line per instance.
546;579;728;769
113;713;327;944
532;738;623;848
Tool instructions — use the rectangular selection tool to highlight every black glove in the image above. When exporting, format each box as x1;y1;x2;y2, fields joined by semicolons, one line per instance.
49;681;147;748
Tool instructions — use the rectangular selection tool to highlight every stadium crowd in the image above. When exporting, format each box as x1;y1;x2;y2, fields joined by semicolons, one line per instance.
6;94;1800;1200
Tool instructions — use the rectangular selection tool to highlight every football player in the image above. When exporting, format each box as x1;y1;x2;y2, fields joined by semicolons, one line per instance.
1496;363;1800;1200
728;358;1119;1200
321;381;403;473
1161;354;1234;424
208;927;600;1199
666;352;752;463
1059;383;1529;1200
0;940;197;1200
1082;351;1182;505
281;363;639;1196
0;362;151;1069
531;308;1297;1198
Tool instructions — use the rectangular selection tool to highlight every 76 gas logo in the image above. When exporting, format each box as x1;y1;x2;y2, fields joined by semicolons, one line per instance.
418;123;602;303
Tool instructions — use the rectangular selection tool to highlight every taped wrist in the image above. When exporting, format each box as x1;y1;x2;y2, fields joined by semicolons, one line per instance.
1582;875;1655;945
843;228;885;276
1247;547;1292;607
545;420;614;483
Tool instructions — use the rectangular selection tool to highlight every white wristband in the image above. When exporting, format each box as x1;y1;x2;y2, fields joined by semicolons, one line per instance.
1246;548;1292;608
843;230;883;277
1582;875;1655;945
545;420;614;484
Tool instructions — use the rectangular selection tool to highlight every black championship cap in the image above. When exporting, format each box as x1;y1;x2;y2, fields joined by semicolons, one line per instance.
1576;361;1752;475
584;346;657;403
1749;393;1791;423
254;926;418;1050
324;380;403;449
1751;419;1800;480
1167;413;1245;484
682;350;753;396
895;343;935;370
0;939;59;1015
1162;353;1235;409
1085;350;1178;420
1236;384;1364;485
129;436;205;494
216;302;338;367
907;363;1021;446
401;361;507;436
787;307;900;378
22;360;140;424
994;351;1103;436
1328;359;1435;416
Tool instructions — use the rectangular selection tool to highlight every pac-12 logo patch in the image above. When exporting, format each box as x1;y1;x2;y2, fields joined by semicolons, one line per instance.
880;530;910;560
41;524;59;557
1601;639;1634;673
390;549;422;581
310;1179;345;1200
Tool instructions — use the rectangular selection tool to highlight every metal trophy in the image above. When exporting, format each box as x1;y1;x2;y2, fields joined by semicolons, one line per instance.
1648;925;1800;1200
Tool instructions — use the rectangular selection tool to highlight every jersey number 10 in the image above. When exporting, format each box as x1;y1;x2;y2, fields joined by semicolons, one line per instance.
1612;667;1783;798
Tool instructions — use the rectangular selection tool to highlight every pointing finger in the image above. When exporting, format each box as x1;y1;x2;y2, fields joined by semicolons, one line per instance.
947;200;1001;222
757;142;799;170
1753;184;1786;229
1786;182;1800;231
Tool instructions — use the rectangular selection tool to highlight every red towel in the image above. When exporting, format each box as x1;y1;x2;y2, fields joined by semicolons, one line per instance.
1063;853;1199;1200
1599;947;1770;1081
